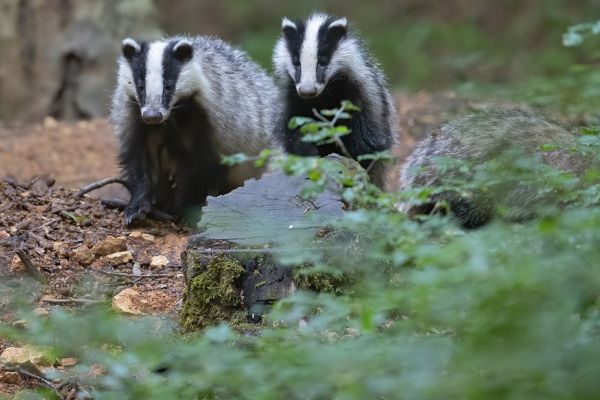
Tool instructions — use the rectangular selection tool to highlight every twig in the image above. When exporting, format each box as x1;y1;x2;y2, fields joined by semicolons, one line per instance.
32;218;61;232
1;365;64;399
311;107;353;159
28;231;52;249
52;206;78;216
90;268;180;278
13;219;32;231
16;249;46;283
76;177;127;198
40;297;104;305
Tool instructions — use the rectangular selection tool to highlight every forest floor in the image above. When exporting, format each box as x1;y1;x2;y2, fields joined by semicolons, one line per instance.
0;92;476;396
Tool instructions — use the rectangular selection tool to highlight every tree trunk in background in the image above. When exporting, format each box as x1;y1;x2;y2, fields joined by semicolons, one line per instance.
0;0;161;123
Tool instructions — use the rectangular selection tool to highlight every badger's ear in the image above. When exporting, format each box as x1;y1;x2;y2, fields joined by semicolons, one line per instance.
173;39;193;61
122;38;140;59
282;17;297;39
327;17;347;42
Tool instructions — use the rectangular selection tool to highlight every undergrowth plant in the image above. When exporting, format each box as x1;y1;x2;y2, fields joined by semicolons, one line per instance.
3;109;600;398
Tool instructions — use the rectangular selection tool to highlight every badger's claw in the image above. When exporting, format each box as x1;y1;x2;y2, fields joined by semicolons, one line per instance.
124;198;152;226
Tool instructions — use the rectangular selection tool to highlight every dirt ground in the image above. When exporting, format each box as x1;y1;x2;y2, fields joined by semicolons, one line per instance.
0;92;473;396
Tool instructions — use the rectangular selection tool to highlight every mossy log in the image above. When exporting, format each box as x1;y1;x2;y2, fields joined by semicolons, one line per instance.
180;155;362;332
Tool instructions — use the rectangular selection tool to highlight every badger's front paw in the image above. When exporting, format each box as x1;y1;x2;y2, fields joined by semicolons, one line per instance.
124;198;152;226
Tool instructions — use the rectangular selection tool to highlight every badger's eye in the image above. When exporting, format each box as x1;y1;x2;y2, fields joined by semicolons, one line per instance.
318;56;328;66
292;56;300;67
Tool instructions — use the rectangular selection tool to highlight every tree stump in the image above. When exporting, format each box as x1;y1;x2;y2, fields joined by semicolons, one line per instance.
180;155;363;332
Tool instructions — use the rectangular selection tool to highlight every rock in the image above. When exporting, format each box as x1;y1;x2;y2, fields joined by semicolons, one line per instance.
129;231;143;238
33;308;50;317
60;357;78;367
105;251;133;266
0;230;10;239
141;233;155;242
42;116;58;129
0;371;21;385
12;320;27;328
72;245;94;266
92;236;127;257
150;255;169;268
52;241;68;257
181;155;357;332
9;255;25;273
0;346;47;366
112;288;144;315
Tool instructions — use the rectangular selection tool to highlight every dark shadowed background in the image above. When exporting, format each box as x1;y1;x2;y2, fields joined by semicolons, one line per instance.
0;0;599;124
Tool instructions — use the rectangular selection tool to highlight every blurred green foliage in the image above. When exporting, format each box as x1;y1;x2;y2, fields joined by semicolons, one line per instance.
157;0;600;91
3;110;600;400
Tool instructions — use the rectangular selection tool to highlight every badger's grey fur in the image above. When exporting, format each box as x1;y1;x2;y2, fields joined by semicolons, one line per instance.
273;13;396;189
111;36;277;224
401;108;587;227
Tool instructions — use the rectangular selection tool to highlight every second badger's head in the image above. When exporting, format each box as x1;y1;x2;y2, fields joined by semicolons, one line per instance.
274;13;350;99
117;37;200;125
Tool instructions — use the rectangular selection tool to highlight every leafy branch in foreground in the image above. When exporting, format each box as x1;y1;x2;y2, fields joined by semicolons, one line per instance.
563;20;600;47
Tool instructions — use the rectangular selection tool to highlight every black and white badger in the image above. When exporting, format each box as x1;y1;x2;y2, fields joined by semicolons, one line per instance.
111;36;277;224
273;13;396;189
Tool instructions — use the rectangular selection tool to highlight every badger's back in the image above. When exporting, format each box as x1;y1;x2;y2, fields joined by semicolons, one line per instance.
401;108;587;227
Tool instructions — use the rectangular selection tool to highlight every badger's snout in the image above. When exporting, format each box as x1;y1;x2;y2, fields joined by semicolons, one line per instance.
297;83;319;99
297;82;324;99
141;107;166;125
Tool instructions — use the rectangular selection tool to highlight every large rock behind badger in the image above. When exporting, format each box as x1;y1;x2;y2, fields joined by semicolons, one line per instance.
0;0;161;122
180;155;365;331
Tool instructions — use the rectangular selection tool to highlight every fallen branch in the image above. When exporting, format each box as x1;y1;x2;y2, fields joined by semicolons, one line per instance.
16;249;46;283
76;177;127;198
40;297;104;305
1;364;64;400
90;268;180;279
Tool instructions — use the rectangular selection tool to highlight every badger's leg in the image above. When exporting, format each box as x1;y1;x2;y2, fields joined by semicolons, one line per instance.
120;136;155;226
123;166;152;225
284;129;320;156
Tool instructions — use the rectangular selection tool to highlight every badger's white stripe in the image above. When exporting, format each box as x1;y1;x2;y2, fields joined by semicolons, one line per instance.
282;17;296;30
299;14;328;88
329;18;347;29
145;41;168;107
122;38;141;52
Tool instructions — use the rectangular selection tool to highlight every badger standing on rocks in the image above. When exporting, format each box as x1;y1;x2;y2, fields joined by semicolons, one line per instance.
400;108;588;227
111;36;278;225
273;13;396;189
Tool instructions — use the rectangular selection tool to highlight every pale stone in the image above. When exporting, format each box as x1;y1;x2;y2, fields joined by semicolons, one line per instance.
105;251;133;266
150;255;169;268
112;288;144;315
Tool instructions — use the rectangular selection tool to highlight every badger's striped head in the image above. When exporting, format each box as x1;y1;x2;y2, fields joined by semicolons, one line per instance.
117;37;199;125
274;13;349;99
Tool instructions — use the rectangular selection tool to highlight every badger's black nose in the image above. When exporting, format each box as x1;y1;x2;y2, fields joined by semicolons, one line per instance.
142;109;164;124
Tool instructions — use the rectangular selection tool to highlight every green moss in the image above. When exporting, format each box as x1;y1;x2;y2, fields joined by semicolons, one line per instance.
293;268;350;295
179;255;245;332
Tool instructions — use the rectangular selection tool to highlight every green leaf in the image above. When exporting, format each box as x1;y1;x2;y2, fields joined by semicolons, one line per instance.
289;117;315;129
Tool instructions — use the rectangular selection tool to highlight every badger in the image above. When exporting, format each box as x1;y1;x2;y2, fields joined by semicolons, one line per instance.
111;36;278;225
273;13;396;189
400;108;588;227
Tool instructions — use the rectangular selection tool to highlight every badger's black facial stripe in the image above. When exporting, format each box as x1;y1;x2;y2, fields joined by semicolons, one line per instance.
125;41;149;104
161;40;191;108
317;17;346;66
284;20;306;79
